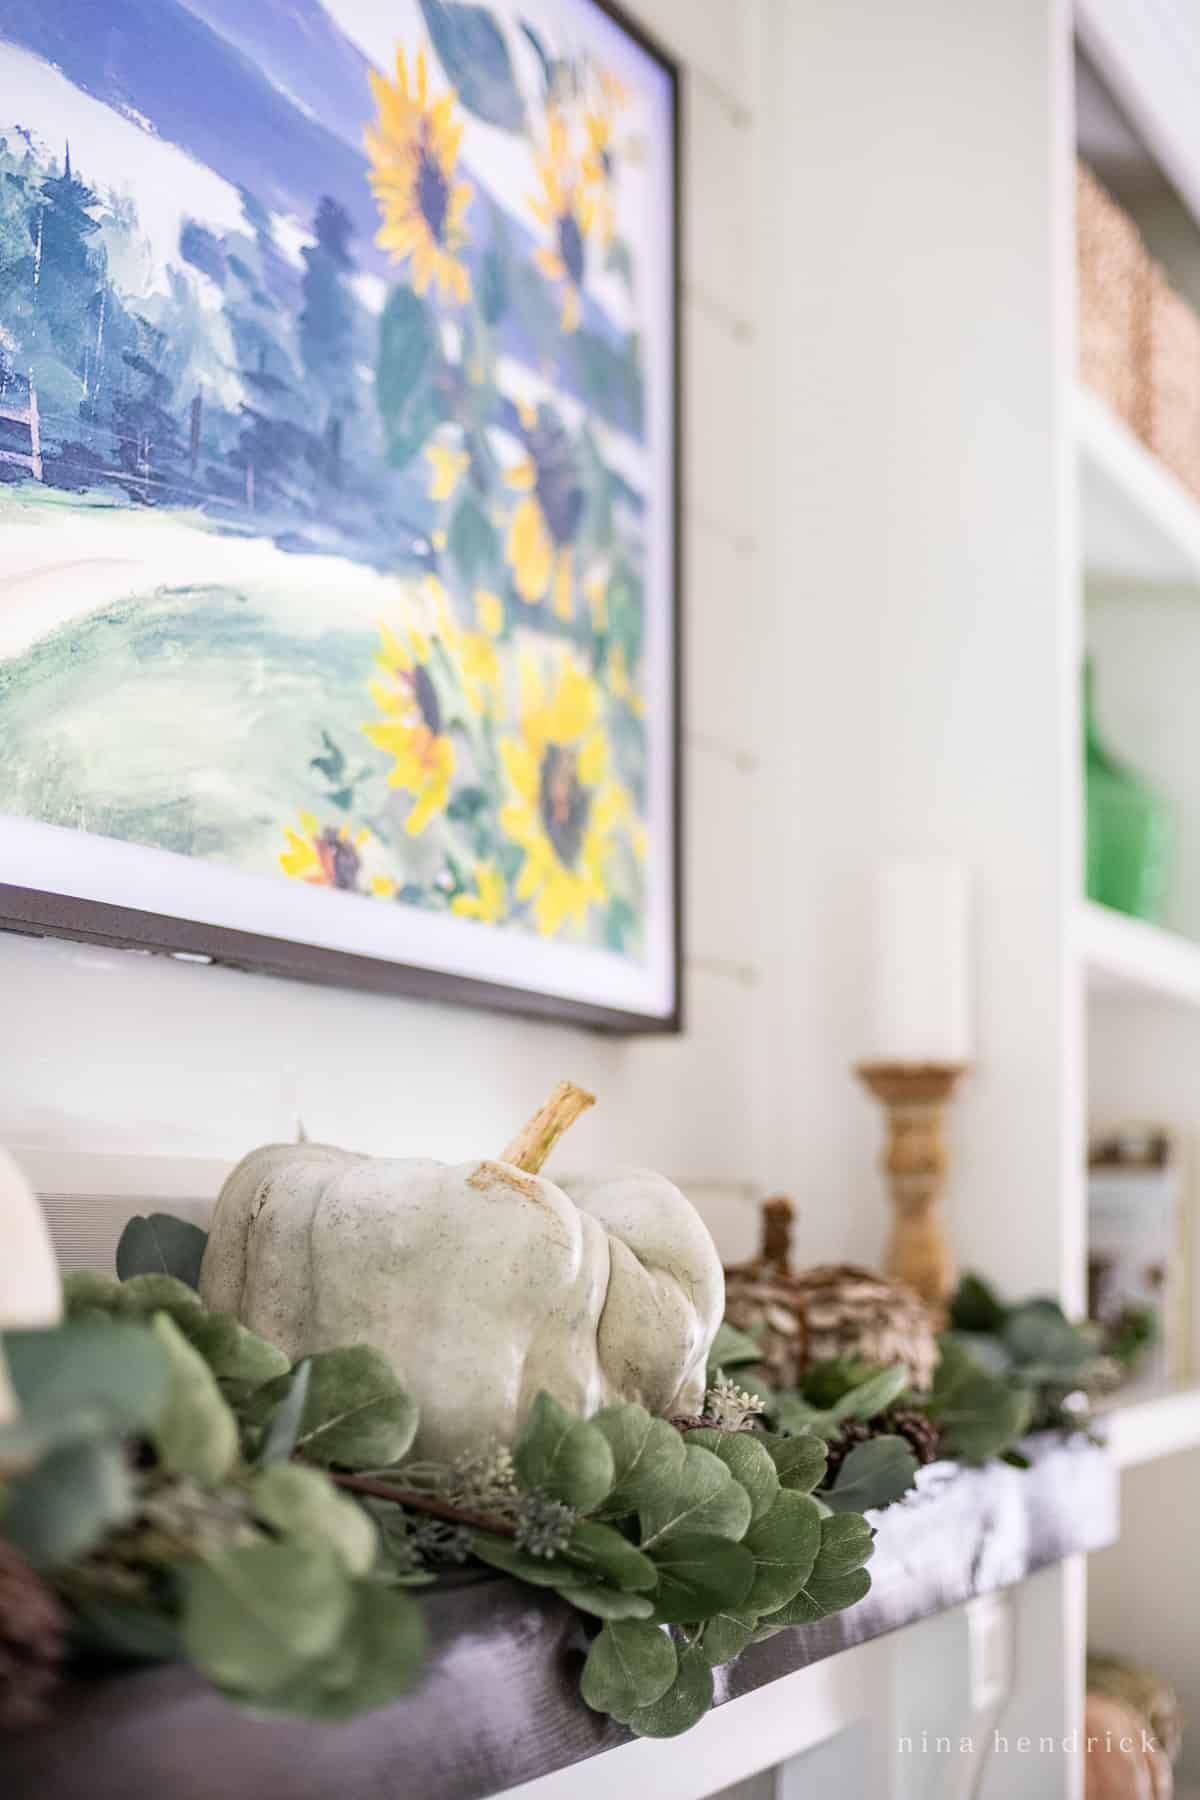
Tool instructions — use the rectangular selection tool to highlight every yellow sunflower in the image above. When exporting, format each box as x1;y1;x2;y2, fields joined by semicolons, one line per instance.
503;405;584;620
451;860;507;925
425;440;470;501
499;653;631;937
529;109;595;332
365;46;472;304
362;609;456;836
581;70;629;250
279;814;396;897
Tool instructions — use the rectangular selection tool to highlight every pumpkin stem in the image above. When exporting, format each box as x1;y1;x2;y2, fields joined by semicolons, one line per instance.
501;1080;596;1175
761;1195;794;1271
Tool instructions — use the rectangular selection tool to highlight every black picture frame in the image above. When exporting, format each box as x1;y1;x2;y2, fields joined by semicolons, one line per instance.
0;0;683;1035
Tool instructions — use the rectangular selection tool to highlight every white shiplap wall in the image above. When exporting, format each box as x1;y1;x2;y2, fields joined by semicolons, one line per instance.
0;0;769;1269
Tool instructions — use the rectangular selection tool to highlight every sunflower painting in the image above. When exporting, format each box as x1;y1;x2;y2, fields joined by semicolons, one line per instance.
0;0;678;1027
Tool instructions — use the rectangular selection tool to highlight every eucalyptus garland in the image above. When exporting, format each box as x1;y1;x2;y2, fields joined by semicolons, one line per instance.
0;1219;1122;1740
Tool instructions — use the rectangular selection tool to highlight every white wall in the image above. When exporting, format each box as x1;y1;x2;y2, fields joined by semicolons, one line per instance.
755;0;1085;1302
0;0;770;1267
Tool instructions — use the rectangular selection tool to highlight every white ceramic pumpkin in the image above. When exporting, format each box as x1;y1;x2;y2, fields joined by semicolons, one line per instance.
200;1084;724;1461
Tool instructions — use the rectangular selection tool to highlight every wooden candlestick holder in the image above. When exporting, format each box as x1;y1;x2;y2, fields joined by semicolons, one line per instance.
856;1061;968;1316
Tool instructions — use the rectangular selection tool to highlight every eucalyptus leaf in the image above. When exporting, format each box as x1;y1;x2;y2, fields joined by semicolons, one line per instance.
513;1392;614;1511
150;1314;239;1485
685;1430;779;1523
181;1543;353;1696
468;1535;587;1588
591;1403;685;1514
116;1213;208;1289
116;1274;205;1323
628;1645;714;1738
648;1532;755;1624
638;1445;752;1548
741;1489;822;1612
243;1348;418;1469
926;1344;1033;1463
771;1392;824;1436
258;1361;312;1466
825;1437;919;1514
566;1585;655;1621
250;1464;378;1576
581;1619;677;1719
248;1581;428;1719
70;1595;182;1664
62;1270;123;1317
767;1512;875;1625
765;1432;827;1495
828;1365;909;1425
0;1437;133;1569
567;1520;656;1591
706;1322;764;1376
5;1317;170;1438
176;1312;290;1392
948;1272;1008;1334
697;1609;759;1668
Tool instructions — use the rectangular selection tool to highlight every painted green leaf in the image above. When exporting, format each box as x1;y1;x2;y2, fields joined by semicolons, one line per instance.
765;1432;827;1495
647;1532;754;1624
825;1436;918;1514
150;1313;239;1485
580;1620;677;1719
250;1464;378;1576
181;1544;353;1697
741;1489;822;1613
591;1403;686;1514
513;1392;614;1511
628;1645;715;1738
116;1212;209;1289
685;1430;779;1523
375;286;444;468
0;1438;133;1570
243;1347;418;1469
567;1520;657;1591
638;1445;752;1548
5;1317;170;1439
448;490;499;585
418;1;525;131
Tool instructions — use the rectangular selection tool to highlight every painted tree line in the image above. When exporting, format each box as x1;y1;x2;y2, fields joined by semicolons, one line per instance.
0;135;419;561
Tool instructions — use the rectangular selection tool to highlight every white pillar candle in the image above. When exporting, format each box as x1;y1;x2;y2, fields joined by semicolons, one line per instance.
873;859;972;1064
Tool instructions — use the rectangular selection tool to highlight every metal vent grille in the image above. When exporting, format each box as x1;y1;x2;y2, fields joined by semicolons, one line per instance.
40;1191;216;1277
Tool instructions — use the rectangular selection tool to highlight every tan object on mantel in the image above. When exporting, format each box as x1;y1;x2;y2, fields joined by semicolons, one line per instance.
723;1198;939;1392
856;1061;968;1318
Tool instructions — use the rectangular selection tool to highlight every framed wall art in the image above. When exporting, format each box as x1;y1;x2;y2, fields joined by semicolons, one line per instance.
0;0;680;1030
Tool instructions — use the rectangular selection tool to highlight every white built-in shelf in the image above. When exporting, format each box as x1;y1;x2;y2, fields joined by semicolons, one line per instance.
1099;1385;1200;1471
1078;385;1200;587
1080;899;1200;1008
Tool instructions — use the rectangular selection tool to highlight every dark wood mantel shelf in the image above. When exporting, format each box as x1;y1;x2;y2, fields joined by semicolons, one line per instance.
1;1436;1117;1800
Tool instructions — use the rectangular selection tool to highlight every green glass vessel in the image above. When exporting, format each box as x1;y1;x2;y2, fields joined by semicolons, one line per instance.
1084;663;1173;922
